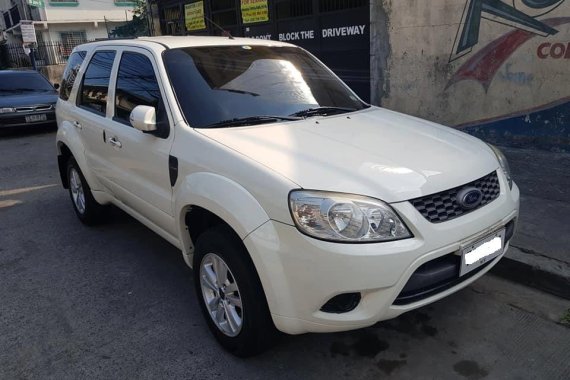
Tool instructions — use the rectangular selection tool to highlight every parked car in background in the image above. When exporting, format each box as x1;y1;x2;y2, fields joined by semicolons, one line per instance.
55;37;519;357
0;70;59;130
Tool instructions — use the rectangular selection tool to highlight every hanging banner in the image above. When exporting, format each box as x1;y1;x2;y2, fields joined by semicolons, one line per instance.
185;1;206;31
241;0;269;24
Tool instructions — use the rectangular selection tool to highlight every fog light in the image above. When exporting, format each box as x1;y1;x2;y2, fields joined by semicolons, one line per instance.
320;292;361;313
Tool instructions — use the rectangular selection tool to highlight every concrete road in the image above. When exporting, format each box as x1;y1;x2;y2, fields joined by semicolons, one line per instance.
1;131;569;380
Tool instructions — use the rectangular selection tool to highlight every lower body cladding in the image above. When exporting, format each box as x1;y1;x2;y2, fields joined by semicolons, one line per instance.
243;181;520;335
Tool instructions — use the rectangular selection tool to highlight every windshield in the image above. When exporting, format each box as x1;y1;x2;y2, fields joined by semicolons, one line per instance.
163;45;368;128
0;72;54;92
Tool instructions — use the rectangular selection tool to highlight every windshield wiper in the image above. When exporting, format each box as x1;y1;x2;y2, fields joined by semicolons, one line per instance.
290;106;357;118
205;115;301;129
218;88;260;97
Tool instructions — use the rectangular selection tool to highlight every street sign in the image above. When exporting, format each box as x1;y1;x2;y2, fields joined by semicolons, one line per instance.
21;22;37;44
28;0;45;7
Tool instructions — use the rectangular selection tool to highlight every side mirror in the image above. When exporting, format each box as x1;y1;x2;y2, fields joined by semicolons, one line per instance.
130;105;157;133
53;83;60;90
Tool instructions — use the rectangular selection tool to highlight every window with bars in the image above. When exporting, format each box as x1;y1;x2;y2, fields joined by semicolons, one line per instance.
60;31;87;46
163;5;183;35
319;0;368;12
276;0;313;19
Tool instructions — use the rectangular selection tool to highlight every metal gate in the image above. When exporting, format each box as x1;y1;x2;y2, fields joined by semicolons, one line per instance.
158;0;371;102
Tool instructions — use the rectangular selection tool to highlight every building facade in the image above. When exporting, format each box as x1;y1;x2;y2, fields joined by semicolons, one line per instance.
0;0;135;45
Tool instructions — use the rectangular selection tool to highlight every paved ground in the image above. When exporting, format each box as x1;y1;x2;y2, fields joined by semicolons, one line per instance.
494;147;570;298
1;131;570;379
503;146;570;265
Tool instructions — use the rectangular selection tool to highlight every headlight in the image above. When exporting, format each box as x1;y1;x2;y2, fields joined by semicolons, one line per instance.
289;190;412;243
0;107;15;114
488;144;513;189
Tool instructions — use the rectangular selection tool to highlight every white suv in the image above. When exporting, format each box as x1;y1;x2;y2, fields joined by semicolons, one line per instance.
56;37;519;356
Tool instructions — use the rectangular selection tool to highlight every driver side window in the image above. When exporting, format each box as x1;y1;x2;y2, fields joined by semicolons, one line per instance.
114;52;163;126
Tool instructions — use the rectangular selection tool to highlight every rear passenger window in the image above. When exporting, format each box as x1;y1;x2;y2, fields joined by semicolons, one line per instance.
60;51;86;101
114;52;162;124
79;51;116;115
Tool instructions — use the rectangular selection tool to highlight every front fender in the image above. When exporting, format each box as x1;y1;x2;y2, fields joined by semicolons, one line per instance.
174;172;270;266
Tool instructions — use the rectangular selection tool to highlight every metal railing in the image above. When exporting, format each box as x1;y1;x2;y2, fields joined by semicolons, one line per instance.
0;39;94;69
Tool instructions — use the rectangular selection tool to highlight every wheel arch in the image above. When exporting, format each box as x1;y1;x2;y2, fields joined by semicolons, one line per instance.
56;141;73;188
56;119;107;195
175;172;271;268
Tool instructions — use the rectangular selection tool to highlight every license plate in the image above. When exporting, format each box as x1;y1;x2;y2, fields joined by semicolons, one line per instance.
25;114;47;123
459;229;505;276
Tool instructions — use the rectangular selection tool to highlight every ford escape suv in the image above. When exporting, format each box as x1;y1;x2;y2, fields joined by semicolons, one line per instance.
55;37;519;356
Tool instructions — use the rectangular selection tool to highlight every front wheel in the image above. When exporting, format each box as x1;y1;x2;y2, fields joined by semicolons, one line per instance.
194;225;278;357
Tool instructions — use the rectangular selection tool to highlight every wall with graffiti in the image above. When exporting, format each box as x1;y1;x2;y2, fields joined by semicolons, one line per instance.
373;0;570;151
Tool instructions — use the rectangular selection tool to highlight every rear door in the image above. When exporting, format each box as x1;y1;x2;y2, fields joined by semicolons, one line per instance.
74;49;119;193
56;50;88;152
98;47;175;234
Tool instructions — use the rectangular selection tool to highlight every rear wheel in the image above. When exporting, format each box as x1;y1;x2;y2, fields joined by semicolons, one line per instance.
67;158;104;225
194;225;278;357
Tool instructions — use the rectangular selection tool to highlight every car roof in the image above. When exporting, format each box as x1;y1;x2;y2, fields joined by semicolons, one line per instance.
74;36;295;53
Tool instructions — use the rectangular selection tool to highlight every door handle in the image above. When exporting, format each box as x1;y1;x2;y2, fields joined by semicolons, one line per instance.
73;121;82;130
108;137;122;148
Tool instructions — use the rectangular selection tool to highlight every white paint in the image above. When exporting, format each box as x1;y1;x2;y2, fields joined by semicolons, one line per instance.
250;34;272;40
279;30;314;41
56;37;520;337
322;25;366;38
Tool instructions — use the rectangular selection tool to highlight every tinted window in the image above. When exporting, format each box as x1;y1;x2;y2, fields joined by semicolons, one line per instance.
79;51;116;115
163;46;367;128
114;52;162;124
60;51;86;101
0;72;54;92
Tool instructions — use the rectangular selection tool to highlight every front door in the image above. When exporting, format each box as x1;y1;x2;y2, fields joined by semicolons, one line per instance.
99;48;176;235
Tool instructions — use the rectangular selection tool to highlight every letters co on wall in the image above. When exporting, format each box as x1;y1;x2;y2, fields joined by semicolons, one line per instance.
161;0;371;102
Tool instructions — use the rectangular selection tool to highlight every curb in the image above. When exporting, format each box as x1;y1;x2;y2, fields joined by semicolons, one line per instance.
491;247;570;300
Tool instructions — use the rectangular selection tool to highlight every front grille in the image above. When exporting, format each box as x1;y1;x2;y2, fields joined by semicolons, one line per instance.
15;104;53;112
410;171;500;223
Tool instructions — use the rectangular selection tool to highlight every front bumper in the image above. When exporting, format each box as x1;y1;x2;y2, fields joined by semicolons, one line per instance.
0;110;56;128
243;174;520;335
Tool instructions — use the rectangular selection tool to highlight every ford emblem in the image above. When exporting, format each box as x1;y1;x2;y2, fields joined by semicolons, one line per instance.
457;187;483;210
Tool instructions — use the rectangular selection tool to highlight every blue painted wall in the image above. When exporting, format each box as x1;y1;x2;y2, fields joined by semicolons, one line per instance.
464;101;570;152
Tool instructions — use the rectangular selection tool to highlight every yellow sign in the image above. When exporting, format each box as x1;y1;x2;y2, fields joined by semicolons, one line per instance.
185;1;206;31
241;0;269;24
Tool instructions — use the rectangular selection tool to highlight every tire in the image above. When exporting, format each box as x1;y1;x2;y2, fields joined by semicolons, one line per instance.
66;158;104;225
193;224;278;357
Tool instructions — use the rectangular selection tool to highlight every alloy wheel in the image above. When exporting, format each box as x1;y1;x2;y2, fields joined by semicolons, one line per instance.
199;253;243;337
69;167;86;214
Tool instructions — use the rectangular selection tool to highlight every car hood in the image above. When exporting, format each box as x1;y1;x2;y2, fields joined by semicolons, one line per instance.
0;92;58;108
197;107;499;203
